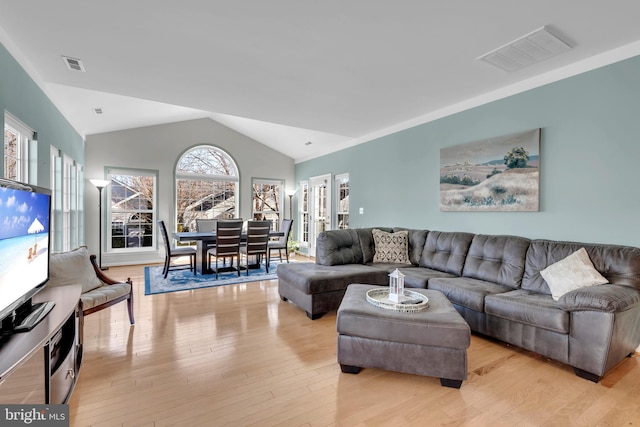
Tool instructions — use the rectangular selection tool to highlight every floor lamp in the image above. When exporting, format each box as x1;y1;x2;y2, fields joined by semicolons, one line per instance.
287;190;296;220
90;179;111;270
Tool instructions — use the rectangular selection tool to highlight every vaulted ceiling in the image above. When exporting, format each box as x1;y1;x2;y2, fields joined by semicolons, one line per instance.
1;1;640;162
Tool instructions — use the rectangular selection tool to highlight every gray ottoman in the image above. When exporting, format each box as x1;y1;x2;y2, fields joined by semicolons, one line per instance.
337;284;471;388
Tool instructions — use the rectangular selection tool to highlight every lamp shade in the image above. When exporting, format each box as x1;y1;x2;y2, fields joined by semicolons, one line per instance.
90;179;111;189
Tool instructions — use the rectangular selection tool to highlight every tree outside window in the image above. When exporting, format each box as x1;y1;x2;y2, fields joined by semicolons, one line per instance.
176;146;238;232
108;170;156;250
252;179;282;229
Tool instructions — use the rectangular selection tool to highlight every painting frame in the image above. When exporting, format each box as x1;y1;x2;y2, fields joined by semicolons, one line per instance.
439;129;540;212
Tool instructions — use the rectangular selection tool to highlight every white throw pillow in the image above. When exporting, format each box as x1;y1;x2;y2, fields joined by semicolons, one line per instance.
49;247;103;293
540;247;608;301
372;229;410;264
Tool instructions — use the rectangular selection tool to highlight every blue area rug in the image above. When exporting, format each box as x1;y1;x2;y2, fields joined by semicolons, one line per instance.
144;262;280;295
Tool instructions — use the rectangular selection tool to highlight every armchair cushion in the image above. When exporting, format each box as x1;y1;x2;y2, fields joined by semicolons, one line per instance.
80;281;132;311
50;247;102;293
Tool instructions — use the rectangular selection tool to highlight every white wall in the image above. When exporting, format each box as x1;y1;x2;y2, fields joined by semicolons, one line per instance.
85;117;295;266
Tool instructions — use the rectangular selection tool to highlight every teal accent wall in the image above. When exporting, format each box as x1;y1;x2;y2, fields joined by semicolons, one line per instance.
0;43;84;188
296;55;640;247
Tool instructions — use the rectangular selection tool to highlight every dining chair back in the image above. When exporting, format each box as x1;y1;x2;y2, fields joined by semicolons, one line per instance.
207;220;243;278
158;220;196;278
195;218;217;232
241;220;272;274
268;219;294;264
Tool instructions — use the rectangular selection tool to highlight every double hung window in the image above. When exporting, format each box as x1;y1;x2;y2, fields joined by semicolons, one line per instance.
107;169;157;251
252;179;283;228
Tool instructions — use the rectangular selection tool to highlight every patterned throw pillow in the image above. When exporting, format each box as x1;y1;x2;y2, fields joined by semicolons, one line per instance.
372;229;410;264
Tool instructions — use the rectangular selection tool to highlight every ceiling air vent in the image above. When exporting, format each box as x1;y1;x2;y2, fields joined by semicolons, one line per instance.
62;56;86;72
477;26;572;72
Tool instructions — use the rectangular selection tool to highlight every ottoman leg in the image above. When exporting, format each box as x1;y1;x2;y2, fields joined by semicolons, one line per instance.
440;378;463;388
340;364;361;374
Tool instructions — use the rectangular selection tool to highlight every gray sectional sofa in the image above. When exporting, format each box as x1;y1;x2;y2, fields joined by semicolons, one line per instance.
276;227;640;382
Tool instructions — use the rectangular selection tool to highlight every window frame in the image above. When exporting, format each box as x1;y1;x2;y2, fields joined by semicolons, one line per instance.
335;173;349;230
106;167;158;253
251;178;283;229
175;145;239;233
4;112;33;182
298;181;309;247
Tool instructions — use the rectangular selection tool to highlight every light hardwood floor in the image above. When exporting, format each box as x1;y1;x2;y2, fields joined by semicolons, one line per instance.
69;262;640;427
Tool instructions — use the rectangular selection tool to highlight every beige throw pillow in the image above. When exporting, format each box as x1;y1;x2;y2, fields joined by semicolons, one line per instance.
540;247;608;301
372;229;410;264
49;247;103;293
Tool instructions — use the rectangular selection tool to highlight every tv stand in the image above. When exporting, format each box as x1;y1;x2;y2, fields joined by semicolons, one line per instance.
0;284;82;404
12;300;56;332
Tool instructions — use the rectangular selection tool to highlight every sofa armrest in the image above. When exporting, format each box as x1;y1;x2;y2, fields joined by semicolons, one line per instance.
558;284;640;312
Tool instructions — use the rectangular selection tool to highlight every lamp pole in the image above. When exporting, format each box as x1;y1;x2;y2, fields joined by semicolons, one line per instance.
90;179;111;270
287;190;296;219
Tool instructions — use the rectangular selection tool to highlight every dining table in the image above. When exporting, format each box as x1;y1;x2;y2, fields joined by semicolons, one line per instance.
172;230;284;275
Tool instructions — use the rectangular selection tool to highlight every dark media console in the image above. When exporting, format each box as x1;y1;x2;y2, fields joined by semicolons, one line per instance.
1;300;56;334
0;284;82;404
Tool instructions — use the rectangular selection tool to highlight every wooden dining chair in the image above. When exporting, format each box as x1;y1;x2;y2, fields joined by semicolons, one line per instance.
158;220;196;279
241;220;272;275
207;220;243;279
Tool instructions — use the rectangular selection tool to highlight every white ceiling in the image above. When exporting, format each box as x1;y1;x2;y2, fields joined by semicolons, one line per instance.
1;1;640;163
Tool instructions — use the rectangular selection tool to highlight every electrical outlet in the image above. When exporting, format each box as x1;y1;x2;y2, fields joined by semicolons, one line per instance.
359;207;364;214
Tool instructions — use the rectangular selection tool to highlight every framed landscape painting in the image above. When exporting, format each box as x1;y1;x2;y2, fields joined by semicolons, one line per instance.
440;129;540;212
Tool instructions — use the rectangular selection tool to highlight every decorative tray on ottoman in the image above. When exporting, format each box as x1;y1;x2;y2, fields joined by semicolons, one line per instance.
365;288;429;313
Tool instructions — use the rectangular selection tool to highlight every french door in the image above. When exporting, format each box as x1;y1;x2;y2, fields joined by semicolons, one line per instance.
308;174;331;257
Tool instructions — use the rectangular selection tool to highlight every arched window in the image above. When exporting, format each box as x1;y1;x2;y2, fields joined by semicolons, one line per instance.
175;146;239;232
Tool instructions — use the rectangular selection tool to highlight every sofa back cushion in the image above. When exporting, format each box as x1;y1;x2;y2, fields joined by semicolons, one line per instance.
356;227;393;264
523;239;640;294
393;228;428;266
462;234;530;288
315;229;364;266
419;231;474;275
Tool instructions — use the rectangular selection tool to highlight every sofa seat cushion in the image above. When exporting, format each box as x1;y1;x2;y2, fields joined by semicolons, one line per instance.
80;281;132;311
396;267;457;289
365;262;414;273
485;289;569;334
276;262;389;294
428;277;513;312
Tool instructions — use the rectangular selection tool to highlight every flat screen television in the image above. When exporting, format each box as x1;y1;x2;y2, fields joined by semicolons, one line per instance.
0;179;53;335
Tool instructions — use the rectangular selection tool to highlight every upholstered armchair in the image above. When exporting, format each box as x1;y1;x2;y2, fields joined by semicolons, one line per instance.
48;247;134;324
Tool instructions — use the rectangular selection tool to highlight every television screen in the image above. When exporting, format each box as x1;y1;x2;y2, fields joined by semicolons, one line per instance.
0;180;51;328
